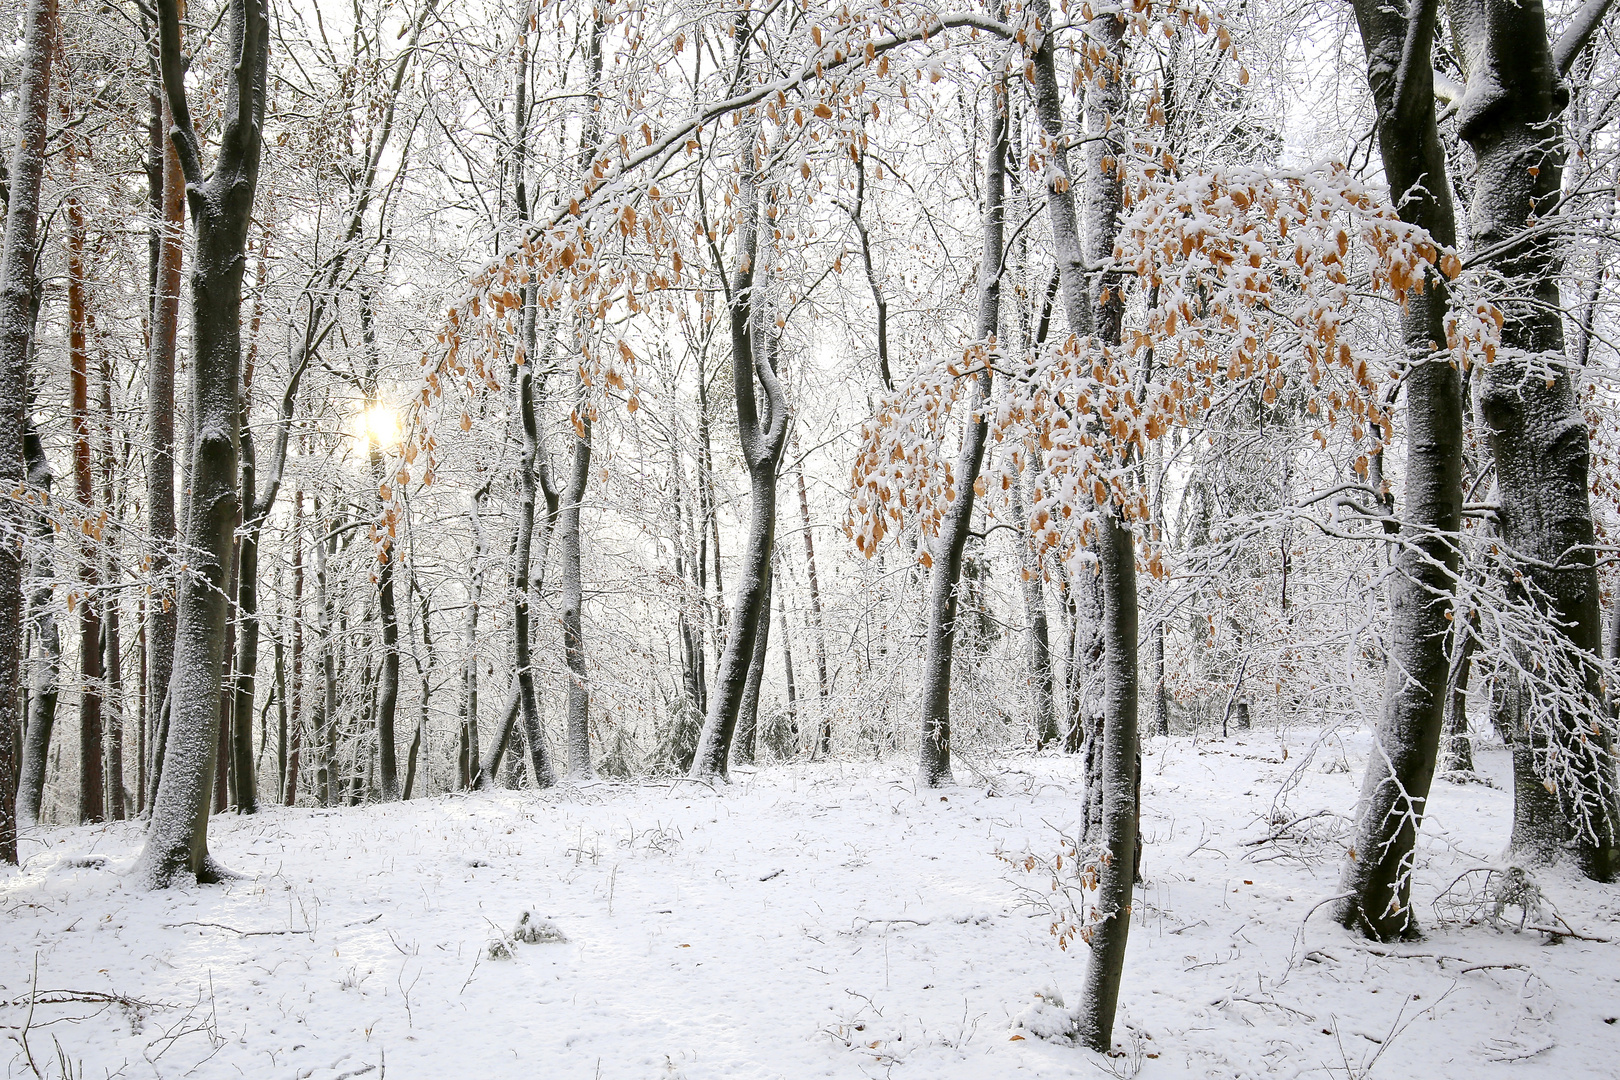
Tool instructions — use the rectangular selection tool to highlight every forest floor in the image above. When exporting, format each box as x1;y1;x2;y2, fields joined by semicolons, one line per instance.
3;729;1618;1079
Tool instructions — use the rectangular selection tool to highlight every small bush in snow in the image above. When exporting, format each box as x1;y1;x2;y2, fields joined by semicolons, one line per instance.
1010;985;1078;1043
511;910;568;944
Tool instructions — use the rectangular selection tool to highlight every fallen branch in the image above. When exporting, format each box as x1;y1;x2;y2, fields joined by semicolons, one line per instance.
2;990;168;1009
163;921;313;937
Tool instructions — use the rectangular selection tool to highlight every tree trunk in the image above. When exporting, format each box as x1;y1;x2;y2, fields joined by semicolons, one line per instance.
97;350;126;820
17;417;57;828
231;431;260;813
1332;0;1466;938
673;456;707;723
777;566;798;745
1450;0;1620;881
461;484;490;788
734;567;772;766
284;490;304;805
477;681;524;785
66;197;104;825
1440;599;1479;773
1075;509;1140;1050
403;577;432;799
689;123;791;780
147;81;183;789
795;463;831;754
559;383;593;778
315;510;339;808
136;0;266;885
918;79;1005;788
1152;620;1168;737
359;295;401;802
1009;456;1058;747
505;313;556;790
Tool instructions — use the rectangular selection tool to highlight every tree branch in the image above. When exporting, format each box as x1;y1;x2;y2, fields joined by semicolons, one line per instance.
1554;0;1615;77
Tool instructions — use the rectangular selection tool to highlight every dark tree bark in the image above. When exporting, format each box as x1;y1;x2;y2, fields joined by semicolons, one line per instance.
460;482;491;788
1074;15;1140;1050
284;490;304;805
1449;0;1620;880
403;577;433;799
18;417;57;828
357;295;401;802
1008;455;1058;747
0;0;54;863
689;120;791;781
1440;598;1479;773
1077;505;1140;1050
136;0;268;886
1151;620;1168;737
917;79;1006;788
673;455;708;723
558;383;593;777
1331;0;1466;939
777;565;798;742
555;5;604;780
1028;0;1140;1043
66;197;104;825
147;76;183;789
99;358;125;820
794;462;831;755
733;559;773;766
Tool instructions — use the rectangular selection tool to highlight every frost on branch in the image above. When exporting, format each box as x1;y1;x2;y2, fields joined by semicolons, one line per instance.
850;163;1499;572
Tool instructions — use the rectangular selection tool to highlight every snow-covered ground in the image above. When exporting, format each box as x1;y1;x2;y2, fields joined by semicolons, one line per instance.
3;730;1617;1079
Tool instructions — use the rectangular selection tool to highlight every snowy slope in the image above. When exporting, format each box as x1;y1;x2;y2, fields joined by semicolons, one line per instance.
3;731;1617;1079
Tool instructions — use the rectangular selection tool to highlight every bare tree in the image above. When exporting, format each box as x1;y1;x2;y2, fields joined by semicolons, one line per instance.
136;0;269;887
0;0;56;864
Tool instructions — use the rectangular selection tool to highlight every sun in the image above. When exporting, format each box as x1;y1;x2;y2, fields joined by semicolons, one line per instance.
357;404;401;447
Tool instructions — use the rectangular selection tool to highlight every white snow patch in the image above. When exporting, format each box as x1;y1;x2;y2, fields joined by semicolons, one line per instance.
2;736;1617;1078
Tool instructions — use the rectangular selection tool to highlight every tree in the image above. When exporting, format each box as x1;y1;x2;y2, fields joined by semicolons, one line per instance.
1449;0;1620;880
136;0;270;887
914;72;1007;788
0;0;57;865
689;114;791;780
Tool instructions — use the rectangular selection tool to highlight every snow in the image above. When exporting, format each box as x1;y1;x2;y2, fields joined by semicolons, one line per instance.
4;731;1619;1078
